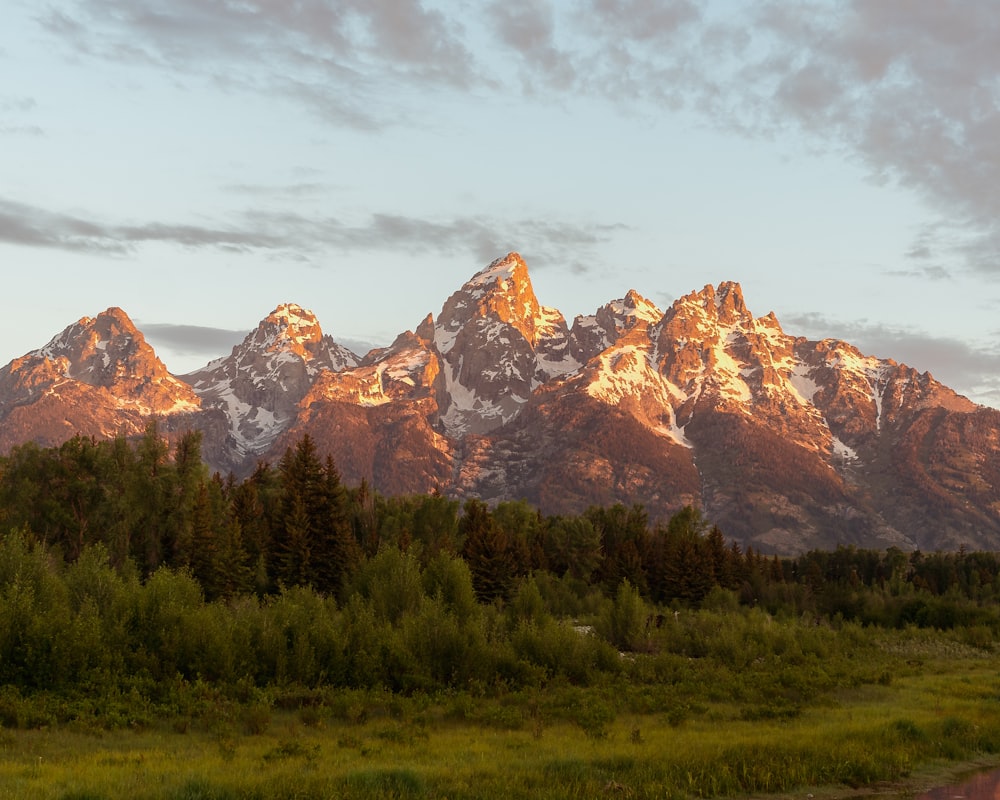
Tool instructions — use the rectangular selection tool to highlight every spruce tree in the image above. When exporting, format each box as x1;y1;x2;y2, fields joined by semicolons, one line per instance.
460;499;514;602
272;436;359;595
311;455;361;596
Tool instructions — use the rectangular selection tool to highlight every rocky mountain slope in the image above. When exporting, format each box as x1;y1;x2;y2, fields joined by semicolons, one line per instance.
181;303;358;473
0;307;202;451
1;254;998;553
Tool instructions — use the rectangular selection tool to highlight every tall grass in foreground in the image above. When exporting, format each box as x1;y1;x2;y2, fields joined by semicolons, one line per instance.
1;646;999;800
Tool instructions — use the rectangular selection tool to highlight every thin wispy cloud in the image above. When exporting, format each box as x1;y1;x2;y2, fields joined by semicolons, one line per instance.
0;196;625;269
0;95;42;136
222;182;337;199
9;1;999;405
0;199;281;254
0;97;36;113
0;199;127;254
690;2;1000;276
41;0;481;129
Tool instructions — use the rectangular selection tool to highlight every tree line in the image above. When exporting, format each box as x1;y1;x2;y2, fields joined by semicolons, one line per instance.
1;427;999;626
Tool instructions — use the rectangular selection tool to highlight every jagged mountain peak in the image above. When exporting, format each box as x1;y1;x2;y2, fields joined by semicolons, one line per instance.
569;291;663;364
668;281;751;328
31;306;175;389
2;253;998;555
311;319;442;410
0;306;199;432
196;302;358;376
36;306;136;354
622;288;659;314
436;251;546;353
466;251;529;292
414;313;435;346
431;253;578;436
713;281;748;321
605;290;663;329
181;304;359;462
250;302;326;357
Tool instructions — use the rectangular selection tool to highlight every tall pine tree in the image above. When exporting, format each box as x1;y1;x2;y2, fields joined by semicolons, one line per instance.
272;436;359;595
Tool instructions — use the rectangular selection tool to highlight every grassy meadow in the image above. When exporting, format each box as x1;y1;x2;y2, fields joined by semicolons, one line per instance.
1;626;999;800
4;475;1000;800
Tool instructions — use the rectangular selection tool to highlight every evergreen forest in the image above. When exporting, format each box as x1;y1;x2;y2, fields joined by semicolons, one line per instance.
2;428;1000;800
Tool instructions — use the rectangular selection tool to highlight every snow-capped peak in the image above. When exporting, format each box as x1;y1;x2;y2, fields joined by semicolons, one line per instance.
466;251;527;295
33;307;135;363
435;251;549;353
253;303;325;356
16;306;199;414
182;304;358;458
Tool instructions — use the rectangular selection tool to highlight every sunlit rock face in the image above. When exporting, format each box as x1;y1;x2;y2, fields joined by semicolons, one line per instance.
0;307;201;450
181;303;359;468
1;254;998;553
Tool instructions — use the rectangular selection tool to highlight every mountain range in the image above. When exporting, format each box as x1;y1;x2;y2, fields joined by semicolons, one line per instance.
2;253;998;554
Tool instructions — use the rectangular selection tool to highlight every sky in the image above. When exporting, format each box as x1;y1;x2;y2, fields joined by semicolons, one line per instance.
2;1;1000;407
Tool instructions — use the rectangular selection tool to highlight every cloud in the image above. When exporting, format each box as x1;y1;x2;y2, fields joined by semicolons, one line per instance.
884;265;952;281
0;196;625;268
40;0;480;129
0;97;36;113
247;210;627;268
784;311;1000;407
693;2;1000;276
0;199;127;254
222;182;336;199
0;125;43;136
139;322;249;361
486;0;576;92
36;0;1000;276
0;95;42;136
0;198;282;254
479;1;1000;277
326;213;627;267
38;0;1000;263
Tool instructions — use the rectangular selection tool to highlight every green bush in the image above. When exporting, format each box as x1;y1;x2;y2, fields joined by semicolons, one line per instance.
597;580;647;652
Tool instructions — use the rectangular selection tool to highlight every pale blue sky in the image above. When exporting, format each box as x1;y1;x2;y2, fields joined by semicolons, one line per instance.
2;1;999;406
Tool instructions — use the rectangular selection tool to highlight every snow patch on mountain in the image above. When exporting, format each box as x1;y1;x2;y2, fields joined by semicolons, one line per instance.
788;363;820;405
439;358;523;437
183;303;359;456
466;252;522;295
832;436;859;462
584;342;691;447
708;333;753;404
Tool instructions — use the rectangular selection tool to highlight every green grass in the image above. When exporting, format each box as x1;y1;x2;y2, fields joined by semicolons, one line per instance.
2;649;999;800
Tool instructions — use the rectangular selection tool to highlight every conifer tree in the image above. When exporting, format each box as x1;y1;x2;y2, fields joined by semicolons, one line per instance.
706;525;734;588
188;482;221;596
229;465;274;593
311;455;361;596
542;515;602;581
411;489;460;560
351;478;379;556
276;492;312;588
588;504;650;595
130;423;172;574
272;436;359;594
460;499;514;602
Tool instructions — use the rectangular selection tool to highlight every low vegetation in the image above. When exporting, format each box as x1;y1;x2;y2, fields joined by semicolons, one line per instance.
1;430;999;798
